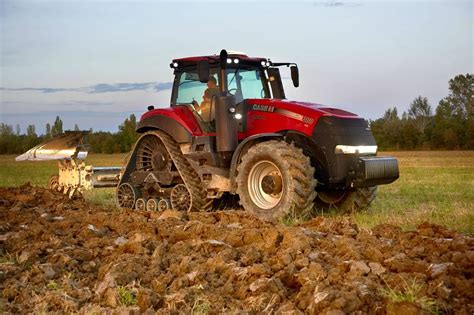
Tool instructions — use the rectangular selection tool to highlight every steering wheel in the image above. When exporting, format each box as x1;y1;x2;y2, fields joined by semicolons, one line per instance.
228;88;238;96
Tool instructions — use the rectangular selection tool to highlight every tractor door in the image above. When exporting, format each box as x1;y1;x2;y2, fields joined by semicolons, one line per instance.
226;67;271;132
172;69;220;133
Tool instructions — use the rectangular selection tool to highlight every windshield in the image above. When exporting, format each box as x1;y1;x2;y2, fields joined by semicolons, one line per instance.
226;68;269;102
173;67;269;105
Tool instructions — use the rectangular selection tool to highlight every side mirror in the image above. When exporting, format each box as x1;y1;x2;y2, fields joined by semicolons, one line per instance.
198;61;210;83
290;65;299;88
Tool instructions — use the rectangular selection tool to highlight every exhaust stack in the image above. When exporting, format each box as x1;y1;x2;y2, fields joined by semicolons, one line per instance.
215;49;238;153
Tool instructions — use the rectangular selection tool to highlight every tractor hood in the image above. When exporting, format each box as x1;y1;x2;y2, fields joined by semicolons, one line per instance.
280;100;359;118
244;98;367;140
246;99;360;121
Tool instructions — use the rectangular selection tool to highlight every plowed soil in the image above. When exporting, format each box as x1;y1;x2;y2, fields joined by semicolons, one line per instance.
0;185;472;314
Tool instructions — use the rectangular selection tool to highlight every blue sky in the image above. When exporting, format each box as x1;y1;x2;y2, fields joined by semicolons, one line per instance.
1;0;472;133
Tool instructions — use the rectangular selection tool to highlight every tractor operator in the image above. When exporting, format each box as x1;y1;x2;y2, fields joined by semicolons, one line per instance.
194;76;218;122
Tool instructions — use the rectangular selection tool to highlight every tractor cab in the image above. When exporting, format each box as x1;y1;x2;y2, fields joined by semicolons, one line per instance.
169;52;298;133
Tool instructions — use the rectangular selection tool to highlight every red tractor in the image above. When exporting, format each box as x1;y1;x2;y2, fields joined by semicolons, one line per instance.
116;50;399;221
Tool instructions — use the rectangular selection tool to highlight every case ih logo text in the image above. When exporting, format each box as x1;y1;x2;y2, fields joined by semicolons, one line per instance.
252;104;275;112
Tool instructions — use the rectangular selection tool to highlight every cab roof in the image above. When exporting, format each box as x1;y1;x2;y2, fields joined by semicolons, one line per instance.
171;53;268;69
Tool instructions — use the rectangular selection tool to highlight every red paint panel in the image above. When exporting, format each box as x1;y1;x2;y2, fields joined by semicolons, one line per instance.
140;106;203;136
245;108;317;137
243;99;361;138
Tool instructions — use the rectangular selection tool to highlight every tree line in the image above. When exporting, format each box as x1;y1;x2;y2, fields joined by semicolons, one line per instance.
371;74;473;150
0;115;139;154
0;73;472;154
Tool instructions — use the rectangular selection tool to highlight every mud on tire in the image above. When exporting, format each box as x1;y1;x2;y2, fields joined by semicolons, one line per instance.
314;186;378;213
236;140;317;222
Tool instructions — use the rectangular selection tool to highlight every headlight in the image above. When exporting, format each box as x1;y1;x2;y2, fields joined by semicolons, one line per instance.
335;145;377;155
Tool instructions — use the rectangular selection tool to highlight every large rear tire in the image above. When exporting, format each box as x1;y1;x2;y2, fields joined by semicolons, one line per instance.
236;141;317;222
314;186;378;213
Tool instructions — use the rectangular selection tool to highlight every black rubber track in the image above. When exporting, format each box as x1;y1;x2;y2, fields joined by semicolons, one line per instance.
143;131;212;212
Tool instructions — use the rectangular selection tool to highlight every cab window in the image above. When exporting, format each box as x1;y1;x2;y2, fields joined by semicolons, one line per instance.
175;70;219;105
227;68;268;102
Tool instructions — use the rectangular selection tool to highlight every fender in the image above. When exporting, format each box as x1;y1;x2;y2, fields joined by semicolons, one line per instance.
229;133;283;192
285;130;330;185
136;115;192;143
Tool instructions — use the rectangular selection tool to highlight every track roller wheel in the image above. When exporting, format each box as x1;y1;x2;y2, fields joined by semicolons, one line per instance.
135;198;147;211
116;183;138;209
170;184;192;212
236;140;317;222
158;199;170;211
146;198;158;212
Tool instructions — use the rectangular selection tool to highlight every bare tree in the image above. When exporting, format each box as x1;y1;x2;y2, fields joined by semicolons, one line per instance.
408;96;432;134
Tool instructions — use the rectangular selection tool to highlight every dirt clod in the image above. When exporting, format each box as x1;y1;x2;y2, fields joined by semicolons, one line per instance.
0;185;472;313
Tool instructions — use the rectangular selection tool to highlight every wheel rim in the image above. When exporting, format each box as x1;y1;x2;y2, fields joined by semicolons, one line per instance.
171;184;192;211
146;198;157;211
318;189;347;205
158;199;169;211
136;136;172;172
135;198;146;211
248;160;284;210
116;183;136;208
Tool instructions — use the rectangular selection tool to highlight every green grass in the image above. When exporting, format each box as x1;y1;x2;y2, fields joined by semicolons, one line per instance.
47;280;60;291
0;151;473;234
380;277;438;313
280;206;312;226
116;286;137;306
349;151;474;235
191;298;211;315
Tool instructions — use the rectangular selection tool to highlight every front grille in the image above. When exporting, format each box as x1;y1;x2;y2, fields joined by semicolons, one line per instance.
311;116;377;186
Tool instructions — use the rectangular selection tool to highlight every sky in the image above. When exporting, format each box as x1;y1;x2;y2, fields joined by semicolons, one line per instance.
0;0;472;134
